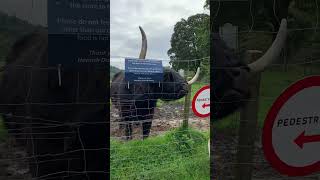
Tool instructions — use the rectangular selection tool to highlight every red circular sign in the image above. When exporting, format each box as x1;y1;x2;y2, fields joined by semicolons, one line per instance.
263;76;320;176
192;85;210;118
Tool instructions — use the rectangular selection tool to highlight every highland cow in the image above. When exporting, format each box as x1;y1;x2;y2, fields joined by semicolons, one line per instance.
110;27;200;139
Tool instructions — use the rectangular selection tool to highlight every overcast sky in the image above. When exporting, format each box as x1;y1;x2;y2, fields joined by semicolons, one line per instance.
0;0;208;69
110;0;208;69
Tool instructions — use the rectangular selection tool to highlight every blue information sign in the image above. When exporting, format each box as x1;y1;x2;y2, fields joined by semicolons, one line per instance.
48;0;109;66
125;59;163;83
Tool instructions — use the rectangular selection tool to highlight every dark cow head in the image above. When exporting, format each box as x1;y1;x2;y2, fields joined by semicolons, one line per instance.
212;19;288;119
212;34;251;119
157;68;197;101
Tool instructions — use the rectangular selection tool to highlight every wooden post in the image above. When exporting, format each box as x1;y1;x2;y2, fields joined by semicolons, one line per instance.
183;84;192;129
235;50;262;180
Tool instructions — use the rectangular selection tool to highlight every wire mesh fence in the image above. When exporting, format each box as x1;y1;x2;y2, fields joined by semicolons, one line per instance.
211;61;320;180
0;25;109;180
0;64;110;180
1;0;320;179
211;0;320;179
110;57;210;179
0;3;211;179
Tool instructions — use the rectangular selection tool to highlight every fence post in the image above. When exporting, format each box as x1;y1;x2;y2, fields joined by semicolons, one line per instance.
183;84;192;129
235;50;262;180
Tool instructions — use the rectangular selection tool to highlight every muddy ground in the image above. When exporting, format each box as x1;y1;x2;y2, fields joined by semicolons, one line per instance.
110;104;210;139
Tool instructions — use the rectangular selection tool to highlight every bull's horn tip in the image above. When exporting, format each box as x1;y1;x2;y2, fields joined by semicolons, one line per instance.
187;67;201;85
248;18;287;72
138;25;147;59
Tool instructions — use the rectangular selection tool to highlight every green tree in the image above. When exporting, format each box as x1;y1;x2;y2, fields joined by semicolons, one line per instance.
168;13;210;80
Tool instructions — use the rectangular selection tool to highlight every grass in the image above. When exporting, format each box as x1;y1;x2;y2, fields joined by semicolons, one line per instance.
110;128;209;180
110;82;209;179
212;65;320;133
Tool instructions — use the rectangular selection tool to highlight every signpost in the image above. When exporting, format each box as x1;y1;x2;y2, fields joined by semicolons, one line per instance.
125;58;163;83
192;85;210;118
262;76;320;176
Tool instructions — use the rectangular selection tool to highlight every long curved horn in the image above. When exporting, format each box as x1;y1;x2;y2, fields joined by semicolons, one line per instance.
187;67;201;84
139;26;147;59
248;19;288;73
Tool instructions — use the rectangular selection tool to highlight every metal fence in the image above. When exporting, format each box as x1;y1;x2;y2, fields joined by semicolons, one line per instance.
212;0;320;179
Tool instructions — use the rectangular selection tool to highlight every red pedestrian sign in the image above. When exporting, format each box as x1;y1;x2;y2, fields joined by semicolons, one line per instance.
192;85;210;118
262;76;320;176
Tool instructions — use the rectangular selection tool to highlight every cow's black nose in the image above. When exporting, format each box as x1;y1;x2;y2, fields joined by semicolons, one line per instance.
179;89;188;96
